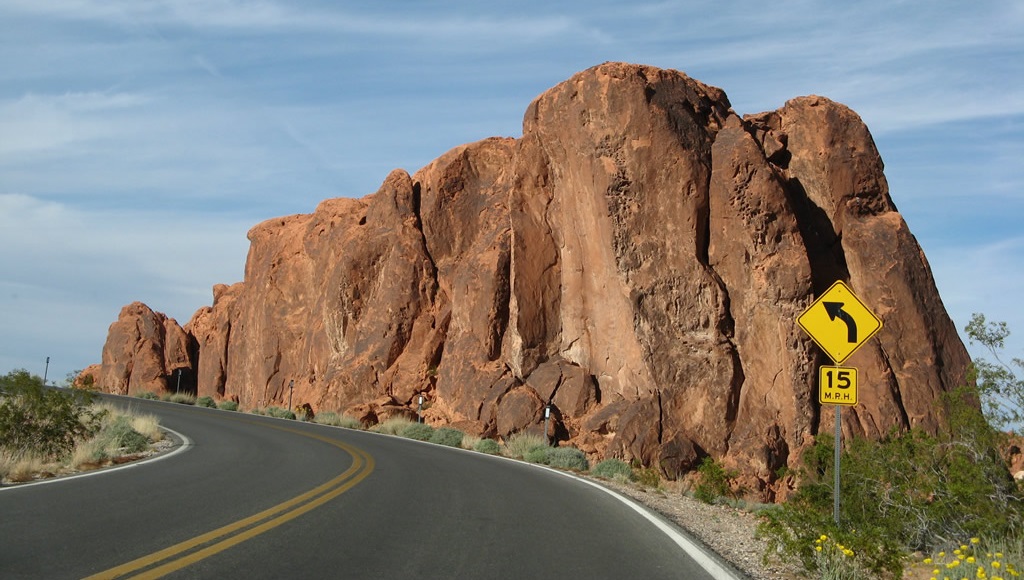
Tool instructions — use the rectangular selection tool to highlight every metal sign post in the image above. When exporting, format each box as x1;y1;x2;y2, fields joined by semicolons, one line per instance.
834;406;841;525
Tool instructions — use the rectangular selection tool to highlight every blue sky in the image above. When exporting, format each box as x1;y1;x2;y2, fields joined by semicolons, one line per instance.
1;0;1022;384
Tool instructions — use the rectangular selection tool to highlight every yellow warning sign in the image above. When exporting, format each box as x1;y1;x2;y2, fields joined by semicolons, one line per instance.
798;281;882;364
819;366;858;406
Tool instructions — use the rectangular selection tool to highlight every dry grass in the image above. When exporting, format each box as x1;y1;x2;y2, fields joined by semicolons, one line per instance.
460;434;482;451
502;432;547;459
372;416;415;435
0;451;47;483
315;412;363;429
131;413;163;441
69;438;106;470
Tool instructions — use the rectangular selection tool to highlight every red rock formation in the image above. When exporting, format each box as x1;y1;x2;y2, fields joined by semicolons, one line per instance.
93;63;971;497
96;302;194;396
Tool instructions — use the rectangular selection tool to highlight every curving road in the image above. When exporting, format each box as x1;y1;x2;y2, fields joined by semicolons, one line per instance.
0;396;741;579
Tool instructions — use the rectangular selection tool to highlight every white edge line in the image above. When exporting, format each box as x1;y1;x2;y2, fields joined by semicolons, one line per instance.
332;426;746;580
528;462;747;580
0;426;193;491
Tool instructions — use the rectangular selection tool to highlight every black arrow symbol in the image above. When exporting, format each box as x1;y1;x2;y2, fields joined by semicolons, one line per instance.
823;301;858;343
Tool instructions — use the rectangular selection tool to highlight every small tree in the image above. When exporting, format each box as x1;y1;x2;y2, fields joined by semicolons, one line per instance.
0;369;100;459
965;313;1024;433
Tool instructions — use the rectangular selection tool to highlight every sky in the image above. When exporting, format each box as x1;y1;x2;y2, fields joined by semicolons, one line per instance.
1;0;1022;386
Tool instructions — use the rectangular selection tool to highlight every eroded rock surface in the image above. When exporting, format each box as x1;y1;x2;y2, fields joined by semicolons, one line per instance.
92;63;971;497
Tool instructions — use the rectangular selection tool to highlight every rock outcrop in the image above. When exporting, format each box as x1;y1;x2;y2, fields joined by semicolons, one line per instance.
96;302;195;395
93;63;971;497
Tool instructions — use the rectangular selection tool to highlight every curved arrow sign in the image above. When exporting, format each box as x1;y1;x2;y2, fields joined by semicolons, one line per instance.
823;301;858;343
798;281;882;364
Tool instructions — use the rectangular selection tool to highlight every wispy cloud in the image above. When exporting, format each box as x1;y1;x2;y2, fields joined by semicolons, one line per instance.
2;0;596;44
0;91;147;156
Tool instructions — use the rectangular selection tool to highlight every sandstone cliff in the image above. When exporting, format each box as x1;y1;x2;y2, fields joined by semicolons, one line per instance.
92;63;970;497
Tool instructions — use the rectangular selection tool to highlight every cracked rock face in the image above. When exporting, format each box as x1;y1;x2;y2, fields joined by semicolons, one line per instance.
92;63;970;498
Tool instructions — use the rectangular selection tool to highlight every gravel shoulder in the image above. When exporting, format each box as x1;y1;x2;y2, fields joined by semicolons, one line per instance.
589;477;805;579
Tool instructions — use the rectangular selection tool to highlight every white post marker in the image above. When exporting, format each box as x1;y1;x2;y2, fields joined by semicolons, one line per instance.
544;405;551;446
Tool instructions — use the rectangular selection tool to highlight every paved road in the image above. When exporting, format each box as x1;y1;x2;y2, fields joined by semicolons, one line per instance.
0;396;738;579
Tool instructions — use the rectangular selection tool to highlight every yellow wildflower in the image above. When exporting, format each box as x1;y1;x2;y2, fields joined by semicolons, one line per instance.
971;538;981;545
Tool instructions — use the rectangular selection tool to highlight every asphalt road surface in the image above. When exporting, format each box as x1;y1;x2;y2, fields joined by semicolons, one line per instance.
0;395;740;579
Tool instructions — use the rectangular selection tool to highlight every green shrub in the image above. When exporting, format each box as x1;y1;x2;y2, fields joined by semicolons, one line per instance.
757;406;1024;579
429;427;464;447
136;391;160;400
99;415;149;454
218;400;239;411
503;432;547;459
195;396;217;408
474;438;501;455
524;447;549;464
592;458;633;480
547;447;589;471
521;446;589;470
400;422;434;441
265;406;296;420
0;369;101;460
693;457;738;504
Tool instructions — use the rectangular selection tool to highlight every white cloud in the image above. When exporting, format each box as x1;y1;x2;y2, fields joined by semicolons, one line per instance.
0;193;249;290
0;91;148;156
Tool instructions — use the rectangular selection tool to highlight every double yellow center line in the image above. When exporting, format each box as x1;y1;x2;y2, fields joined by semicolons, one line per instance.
85;422;374;579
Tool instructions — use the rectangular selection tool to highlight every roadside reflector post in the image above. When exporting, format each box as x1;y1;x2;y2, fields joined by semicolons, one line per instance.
418;394;424;423
544;405;552;446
